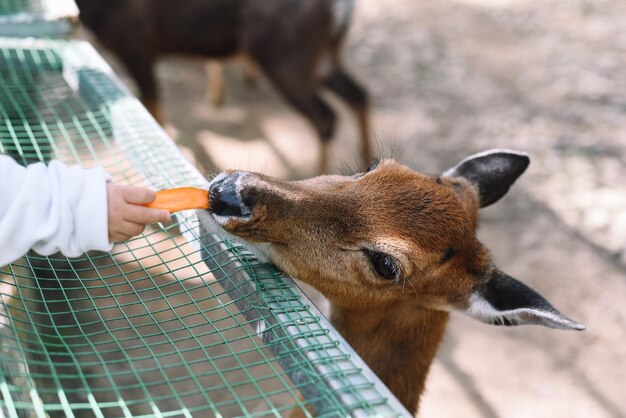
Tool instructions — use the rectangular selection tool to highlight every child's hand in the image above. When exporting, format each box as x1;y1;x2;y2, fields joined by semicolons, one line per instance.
107;183;171;242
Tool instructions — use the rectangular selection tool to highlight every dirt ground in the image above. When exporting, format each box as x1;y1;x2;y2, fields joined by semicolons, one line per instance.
81;0;626;417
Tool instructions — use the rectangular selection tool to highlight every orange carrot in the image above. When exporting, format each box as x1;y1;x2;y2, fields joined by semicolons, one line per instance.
143;187;210;213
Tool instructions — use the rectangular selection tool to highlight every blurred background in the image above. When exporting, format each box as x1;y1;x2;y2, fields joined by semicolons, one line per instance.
74;0;625;417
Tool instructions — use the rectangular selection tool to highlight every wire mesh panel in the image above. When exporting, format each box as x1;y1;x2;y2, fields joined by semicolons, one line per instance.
0;38;410;417
0;0;77;37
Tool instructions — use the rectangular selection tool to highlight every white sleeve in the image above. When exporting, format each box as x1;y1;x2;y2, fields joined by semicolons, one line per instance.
0;155;113;266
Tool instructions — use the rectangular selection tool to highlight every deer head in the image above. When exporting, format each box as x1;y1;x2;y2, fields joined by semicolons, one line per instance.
204;149;585;413
207;150;584;330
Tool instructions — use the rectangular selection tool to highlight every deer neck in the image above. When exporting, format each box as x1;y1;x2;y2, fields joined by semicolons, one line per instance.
330;303;449;415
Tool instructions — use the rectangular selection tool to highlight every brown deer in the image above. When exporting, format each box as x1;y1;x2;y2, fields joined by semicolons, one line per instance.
75;0;371;173
204;149;586;415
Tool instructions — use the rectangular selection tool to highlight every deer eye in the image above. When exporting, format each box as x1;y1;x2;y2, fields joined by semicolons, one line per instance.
441;247;458;263
364;249;400;281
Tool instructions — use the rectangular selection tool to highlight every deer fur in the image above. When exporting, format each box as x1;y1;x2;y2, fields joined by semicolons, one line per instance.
75;0;371;172
204;150;585;415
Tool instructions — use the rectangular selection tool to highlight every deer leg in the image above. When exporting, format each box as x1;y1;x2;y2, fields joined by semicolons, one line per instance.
260;64;337;174
206;60;225;106
121;56;163;124
323;68;372;171
242;57;258;86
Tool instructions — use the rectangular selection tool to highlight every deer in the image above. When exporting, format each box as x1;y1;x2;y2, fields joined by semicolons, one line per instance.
75;0;371;173
203;149;586;415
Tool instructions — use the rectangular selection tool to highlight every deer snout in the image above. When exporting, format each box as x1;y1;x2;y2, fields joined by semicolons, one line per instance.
209;172;252;219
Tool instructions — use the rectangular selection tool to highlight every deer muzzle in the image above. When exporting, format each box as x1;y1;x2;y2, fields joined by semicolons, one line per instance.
208;171;296;244
209;172;252;220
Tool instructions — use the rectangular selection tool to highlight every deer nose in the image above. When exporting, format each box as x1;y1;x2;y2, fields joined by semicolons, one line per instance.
209;172;251;218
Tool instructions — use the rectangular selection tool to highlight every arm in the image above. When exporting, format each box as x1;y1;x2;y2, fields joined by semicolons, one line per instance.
0;155;112;265
0;155;169;266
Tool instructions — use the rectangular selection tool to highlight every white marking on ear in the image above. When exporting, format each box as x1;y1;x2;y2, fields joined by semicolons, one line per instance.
443;149;529;177
467;294;586;331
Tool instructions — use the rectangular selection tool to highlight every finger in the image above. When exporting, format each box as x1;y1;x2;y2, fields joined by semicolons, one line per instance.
109;229;133;243
109;231;125;242
122;186;157;205
121;221;145;238
110;221;144;242
123;204;170;224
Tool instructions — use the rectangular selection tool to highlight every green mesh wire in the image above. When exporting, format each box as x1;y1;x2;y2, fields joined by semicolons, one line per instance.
0;0;77;38
0;0;44;15
0;38;409;418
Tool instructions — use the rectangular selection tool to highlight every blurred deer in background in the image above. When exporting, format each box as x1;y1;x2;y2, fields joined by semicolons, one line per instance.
75;0;371;173
205;149;586;415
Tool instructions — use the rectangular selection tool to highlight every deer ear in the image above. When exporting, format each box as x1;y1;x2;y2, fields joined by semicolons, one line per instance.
466;269;586;330
443;149;530;207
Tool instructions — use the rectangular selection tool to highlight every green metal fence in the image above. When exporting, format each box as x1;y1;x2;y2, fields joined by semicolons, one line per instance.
0;37;409;417
0;0;77;38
